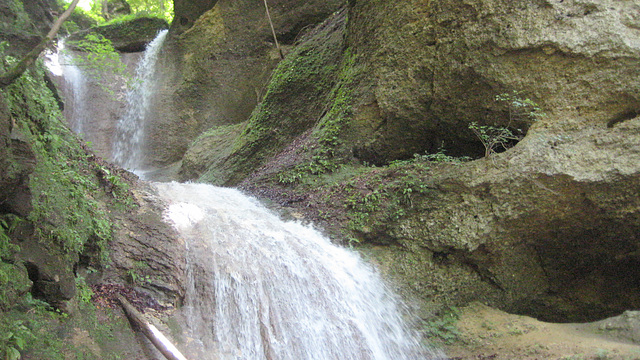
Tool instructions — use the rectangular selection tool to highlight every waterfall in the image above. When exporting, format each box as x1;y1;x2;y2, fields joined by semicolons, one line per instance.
112;29;168;174
155;182;444;360
45;39;89;135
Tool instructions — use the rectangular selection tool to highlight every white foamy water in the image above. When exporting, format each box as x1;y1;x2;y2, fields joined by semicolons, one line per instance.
112;29;168;173
45;39;89;135
155;182;444;360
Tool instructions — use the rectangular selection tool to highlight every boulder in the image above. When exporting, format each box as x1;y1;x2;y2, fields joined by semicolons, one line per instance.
68;17;169;52
145;0;344;173
344;0;640;162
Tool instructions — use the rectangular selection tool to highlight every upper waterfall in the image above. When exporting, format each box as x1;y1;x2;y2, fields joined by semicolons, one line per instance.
112;29;169;175
155;182;444;360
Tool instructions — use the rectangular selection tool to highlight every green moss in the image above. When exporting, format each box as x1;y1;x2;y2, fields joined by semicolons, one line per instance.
1;296;137;360
0;0;36;37
0;61;126;264
198;12;347;185
277;48;363;184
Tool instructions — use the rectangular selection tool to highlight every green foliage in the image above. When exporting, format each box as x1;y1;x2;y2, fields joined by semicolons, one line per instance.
120;0;173;23
99;166;134;209
470;91;544;157
126;261;150;285
75;276;94;303
423;307;461;345
62;0;173;23
0;319;34;360
0;215;25;310
66;33;127;93
495;90;545;124
0;0;35;36
1;62;115;264
335;160;437;236
0;296;134;360
469;121;522;158
0;216;20;260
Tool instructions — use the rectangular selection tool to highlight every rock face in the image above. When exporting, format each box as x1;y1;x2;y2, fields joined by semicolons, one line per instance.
171;0;218;33
50;50;141;163
333;0;640;322
142;0;345;171
105;181;186;305
344;0;640;163
373;118;640;322
174;0;640;323
0;94;35;216
67;17;169;52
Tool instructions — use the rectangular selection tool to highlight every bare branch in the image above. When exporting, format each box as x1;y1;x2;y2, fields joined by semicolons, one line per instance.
0;0;81;88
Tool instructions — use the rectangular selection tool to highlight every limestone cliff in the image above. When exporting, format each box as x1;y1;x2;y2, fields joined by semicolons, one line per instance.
177;0;640;323
141;0;345;171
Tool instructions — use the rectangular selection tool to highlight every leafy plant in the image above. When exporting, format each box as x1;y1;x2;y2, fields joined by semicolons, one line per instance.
469;121;522;158
424;307;461;344
495;90;545;124
75;276;94;303
66;33;127;94
2;62;114;264
470;91;544;157
0;320;34;360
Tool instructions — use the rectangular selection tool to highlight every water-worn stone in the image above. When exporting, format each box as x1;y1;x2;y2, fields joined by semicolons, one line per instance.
145;0;345;173
105;181;186;305
345;0;640;162
67;17;169;52
210;0;640;323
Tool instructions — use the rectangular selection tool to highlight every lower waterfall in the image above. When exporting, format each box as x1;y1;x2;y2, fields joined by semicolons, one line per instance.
155;182;444;360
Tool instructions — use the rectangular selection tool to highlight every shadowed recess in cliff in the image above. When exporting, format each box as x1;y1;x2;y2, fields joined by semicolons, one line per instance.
154;181;445;360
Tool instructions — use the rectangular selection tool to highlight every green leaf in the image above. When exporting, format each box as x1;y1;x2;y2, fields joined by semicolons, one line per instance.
7;346;21;360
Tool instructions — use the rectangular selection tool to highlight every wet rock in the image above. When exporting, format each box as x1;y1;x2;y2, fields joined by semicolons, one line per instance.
104;181;186;305
345;0;640;161
68;17;169;52
145;0;345;172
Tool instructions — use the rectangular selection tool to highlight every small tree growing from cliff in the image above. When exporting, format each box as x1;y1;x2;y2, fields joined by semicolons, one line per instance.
470;91;544;157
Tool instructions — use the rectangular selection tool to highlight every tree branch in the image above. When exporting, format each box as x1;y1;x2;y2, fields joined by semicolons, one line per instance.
263;0;283;59
0;0;80;88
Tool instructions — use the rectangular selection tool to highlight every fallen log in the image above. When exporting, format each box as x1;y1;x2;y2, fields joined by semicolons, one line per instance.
116;294;189;360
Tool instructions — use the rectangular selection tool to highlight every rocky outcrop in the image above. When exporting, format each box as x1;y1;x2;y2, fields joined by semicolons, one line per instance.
0;94;35;215
332;0;640;322
368;118;640;322
171;0;217;33
0;0;56;57
143;0;345;173
104;181;186;305
176;0;640;323
344;0;640;163
178;9;348;184
68;17;169;52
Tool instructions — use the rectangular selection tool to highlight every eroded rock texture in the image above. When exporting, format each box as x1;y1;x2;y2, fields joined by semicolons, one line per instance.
174;0;640;322
346;0;640;163
144;0;345;171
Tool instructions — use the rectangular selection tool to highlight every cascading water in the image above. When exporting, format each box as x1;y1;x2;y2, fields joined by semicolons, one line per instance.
156;182;445;360
46;39;89;135
54;24;444;360
112;29;168;174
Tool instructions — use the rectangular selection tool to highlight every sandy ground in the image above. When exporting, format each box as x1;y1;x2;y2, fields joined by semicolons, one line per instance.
442;303;640;360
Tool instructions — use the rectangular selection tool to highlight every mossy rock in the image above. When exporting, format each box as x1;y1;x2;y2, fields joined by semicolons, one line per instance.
68;17;169;52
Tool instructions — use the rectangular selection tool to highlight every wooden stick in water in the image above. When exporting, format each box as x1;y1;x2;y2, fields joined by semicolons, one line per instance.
116;294;189;360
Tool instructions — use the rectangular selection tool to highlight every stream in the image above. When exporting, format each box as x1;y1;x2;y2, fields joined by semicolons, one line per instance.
53;30;444;360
